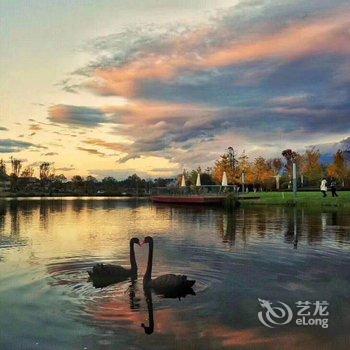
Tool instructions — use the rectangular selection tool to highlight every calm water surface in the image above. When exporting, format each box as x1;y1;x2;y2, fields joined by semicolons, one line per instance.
0;198;349;349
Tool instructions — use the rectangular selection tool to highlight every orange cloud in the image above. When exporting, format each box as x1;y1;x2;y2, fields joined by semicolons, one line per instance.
84;138;129;153
102;99;217;124
87;12;350;98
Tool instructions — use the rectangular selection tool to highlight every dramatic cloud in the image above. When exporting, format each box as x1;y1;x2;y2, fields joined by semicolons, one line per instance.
87;15;349;98
72;1;350;99
77;100;224;162
48;105;109;127
90;98;350;163
0;139;46;153
56;0;350;167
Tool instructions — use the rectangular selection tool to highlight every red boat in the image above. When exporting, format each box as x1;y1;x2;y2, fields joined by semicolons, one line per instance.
151;195;226;205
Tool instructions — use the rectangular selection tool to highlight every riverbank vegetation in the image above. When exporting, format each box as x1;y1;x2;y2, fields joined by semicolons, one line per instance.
1;146;349;196
240;191;350;208
211;147;350;190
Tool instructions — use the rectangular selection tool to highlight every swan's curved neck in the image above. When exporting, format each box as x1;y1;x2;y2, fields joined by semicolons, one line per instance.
144;241;153;284
130;241;137;272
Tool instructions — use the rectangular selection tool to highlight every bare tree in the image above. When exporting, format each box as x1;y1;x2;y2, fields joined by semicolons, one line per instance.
21;166;34;178
10;157;22;177
39;162;53;181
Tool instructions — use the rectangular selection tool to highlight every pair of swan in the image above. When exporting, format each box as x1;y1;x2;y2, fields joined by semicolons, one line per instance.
88;236;196;295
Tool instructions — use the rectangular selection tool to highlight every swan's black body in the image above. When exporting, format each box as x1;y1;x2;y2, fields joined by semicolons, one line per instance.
142;236;196;296
88;237;140;288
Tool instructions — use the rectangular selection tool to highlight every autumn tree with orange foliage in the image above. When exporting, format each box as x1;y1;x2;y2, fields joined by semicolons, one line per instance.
213;146;350;190
213;147;238;184
328;150;348;186
302;147;323;185
251;157;274;189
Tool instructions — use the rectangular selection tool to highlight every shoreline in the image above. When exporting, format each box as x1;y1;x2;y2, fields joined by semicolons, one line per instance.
0;194;148;200
1;191;349;209
239;191;350;209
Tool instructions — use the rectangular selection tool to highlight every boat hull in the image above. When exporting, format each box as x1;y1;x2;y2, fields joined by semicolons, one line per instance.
151;195;225;205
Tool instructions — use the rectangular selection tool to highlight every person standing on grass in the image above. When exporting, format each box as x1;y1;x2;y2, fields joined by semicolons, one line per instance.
320;178;327;197
330;179;338;197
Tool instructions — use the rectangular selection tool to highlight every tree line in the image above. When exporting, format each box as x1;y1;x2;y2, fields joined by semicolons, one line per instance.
208;147;350;190
0;146;349;195
0;158;173;195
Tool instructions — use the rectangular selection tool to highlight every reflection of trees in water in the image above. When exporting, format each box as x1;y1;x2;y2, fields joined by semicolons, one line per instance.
9;201;20;236
0;202;27;251
39;200;66;229
71;199;86;214
215;206;350;248
69;198;145;214
217;211;236;245
305;212;324;244
0;203;6;261
2;199;68;232
0;202;6;233
39;200;49;229
0;200;70;251
256;210;268;238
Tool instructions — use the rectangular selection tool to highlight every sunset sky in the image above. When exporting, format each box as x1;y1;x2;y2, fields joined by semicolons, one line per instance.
1;0;350;179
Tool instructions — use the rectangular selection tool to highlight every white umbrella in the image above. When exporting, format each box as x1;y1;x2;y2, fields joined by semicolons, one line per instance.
196;173;201;186
221;171;228;186
180;174;186;187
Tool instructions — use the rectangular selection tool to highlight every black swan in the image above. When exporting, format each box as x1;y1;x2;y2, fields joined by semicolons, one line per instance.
88;237;140;288
142;236;195;296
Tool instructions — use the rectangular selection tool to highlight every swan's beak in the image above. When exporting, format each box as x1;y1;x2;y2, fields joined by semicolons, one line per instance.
140;241;146;246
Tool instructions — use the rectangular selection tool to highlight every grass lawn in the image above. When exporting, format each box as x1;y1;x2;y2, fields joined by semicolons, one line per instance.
240;191;350;208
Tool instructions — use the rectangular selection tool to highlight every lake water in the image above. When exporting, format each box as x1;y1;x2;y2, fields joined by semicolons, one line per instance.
0;198;349;349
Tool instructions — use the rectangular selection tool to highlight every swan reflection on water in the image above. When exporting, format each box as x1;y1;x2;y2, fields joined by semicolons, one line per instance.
140;235;196;335
85;234;197;335
140;283;196;335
